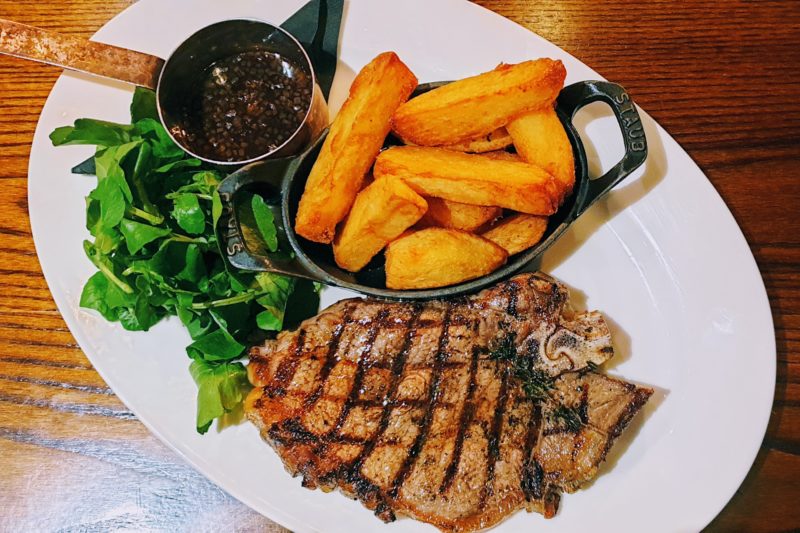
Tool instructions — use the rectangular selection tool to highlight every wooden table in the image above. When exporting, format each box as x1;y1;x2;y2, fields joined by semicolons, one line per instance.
0;0;796;530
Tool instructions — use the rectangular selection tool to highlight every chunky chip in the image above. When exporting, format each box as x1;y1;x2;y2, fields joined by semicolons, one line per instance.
333;177;427;272
374;146;560;215
419;197;502;232
385;228;507;289
295;52;418;243
391;58;566;146
507;106;575;198
482;150;522;162
481;214;549;255
439;127;512;153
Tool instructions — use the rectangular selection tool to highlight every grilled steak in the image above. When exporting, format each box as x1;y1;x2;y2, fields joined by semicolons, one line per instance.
246;273;652;531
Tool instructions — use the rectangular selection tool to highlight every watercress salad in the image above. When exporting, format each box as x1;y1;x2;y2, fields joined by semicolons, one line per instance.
50;87;319;434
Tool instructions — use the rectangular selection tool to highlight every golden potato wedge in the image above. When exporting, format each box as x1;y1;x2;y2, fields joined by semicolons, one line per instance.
481;214;549;255
333;177;427;272
374;146;561;215
385;228;508;289
482;150;522;162
419;197;502;232
507;106;575;198
295;52;418;243
392;59;566;146
439;127;512;153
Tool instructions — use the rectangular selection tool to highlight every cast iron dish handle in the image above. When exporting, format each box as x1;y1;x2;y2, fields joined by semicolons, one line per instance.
557;80;648;215
215;148;320;279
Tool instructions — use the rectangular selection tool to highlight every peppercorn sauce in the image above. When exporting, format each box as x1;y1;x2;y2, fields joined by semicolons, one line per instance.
171;49;313;162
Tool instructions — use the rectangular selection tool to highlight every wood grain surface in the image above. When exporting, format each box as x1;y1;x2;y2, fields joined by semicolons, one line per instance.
0;0;797;531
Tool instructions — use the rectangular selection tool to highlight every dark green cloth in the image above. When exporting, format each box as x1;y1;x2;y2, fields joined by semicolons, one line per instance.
281;0;343;99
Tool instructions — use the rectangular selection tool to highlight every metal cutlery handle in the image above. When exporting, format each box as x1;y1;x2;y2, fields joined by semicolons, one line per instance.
0;18;163;88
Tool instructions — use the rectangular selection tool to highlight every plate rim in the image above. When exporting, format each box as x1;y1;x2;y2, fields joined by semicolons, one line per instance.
25;0;776;531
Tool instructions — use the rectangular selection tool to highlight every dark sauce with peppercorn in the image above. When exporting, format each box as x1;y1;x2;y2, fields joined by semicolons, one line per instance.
172;49;312;162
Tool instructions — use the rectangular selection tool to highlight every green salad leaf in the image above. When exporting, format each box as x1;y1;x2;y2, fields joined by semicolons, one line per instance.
52;88;319;433
188;328;246;362
130;86;159;122
119;219;172;254
251;194;279;252
50;118;135;146
172;193;206;235
189;357;251;434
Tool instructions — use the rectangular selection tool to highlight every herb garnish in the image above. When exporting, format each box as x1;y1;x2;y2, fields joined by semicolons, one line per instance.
51;88;319;434
488;333;518;361
552;404;583;432
490;333;584;429
490;333;554;401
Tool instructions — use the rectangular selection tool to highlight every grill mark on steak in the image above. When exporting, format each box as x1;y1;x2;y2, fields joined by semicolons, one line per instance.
521;403;544;501
349;305;423;470
506;279;520;317
280;432;368;446
438;344;480;493
307;307;389;477
389;303;454;498
269;416;318;445
578;383;590;424
482;362;510;506
344;305;423;519
272;329;307;390
481;281;520;504
570;382;592;468
303;304;354;408
329;308;390;440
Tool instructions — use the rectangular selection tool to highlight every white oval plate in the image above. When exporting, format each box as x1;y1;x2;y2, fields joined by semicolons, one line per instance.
27;0;775;531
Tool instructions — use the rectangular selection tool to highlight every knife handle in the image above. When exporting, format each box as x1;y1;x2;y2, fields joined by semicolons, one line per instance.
0;18;163;89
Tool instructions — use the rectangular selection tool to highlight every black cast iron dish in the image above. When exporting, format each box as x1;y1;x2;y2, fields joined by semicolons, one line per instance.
217;79;648;300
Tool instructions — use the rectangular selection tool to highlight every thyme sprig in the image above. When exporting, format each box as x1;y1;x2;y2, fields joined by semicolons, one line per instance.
490;334;584;429
490;333;555;401
552;405;583;432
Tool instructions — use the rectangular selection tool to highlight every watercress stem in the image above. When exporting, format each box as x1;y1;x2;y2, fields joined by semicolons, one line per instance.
133;178;160;217
191;291;255;310
125;205;164;225
95;259;134;294
169;234;207;244
165;192;213;201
